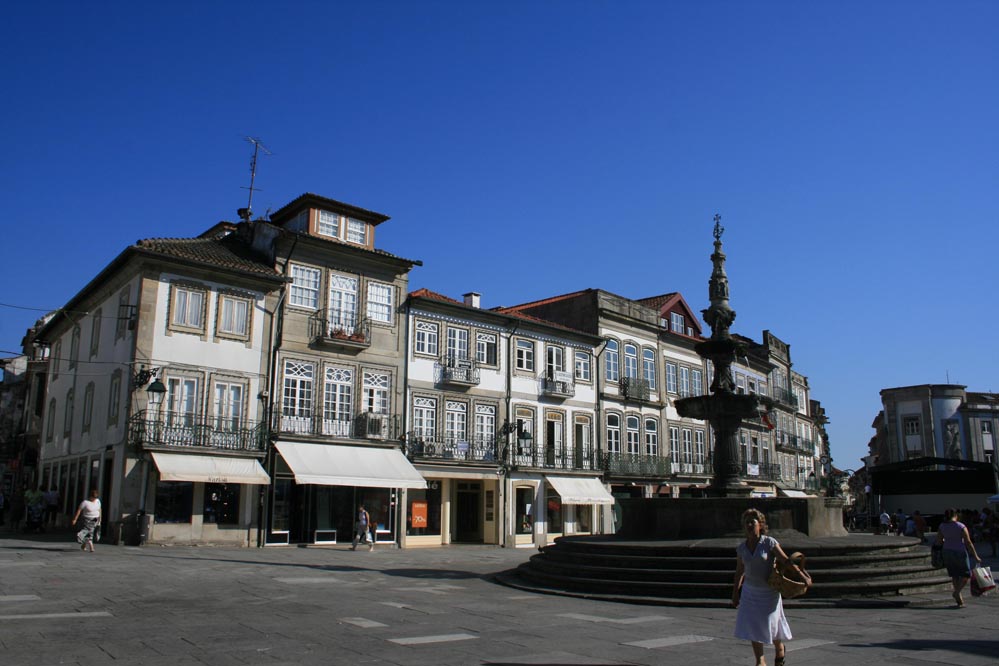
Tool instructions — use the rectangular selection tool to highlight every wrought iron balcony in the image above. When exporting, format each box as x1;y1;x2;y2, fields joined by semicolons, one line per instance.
511;442;596;471
273;411;398;440
671;459;713;476
128;410;266;453
308;310;372;349
405;434;498;463
620;376;653;403
771;388;798;409
542;371;575;398
439;354;480;387
602;451;674;477
741;460;782;481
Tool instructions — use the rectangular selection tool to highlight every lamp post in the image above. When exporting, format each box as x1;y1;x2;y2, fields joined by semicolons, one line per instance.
497;421;532;547
130;364;165;546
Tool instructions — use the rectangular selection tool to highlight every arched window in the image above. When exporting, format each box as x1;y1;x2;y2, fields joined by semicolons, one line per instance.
623;344;638;378
626;415;640;454
606;414;621;454
605;340;619;382
643;349;656;388
645;419;658;455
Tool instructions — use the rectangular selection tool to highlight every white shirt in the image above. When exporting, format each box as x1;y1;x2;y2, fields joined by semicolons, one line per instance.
78;498;101;519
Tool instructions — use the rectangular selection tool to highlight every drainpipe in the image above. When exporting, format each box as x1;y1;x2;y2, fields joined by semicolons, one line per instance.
502;320;520;549
400;297;412;549
592;339;608;532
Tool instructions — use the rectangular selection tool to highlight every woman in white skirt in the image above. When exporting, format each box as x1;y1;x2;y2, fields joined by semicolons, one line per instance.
731;508;792;666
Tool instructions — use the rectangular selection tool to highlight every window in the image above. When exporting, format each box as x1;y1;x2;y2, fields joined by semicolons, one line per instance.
213;382;244;431
346;217;366;244
671;312;684;333
985;422;994;435
46;398;56;442
171;286;205;329
606;414;621;454
903;417;920;436
203;483;240;525
669;426;680;462
666;362;677;393
166;377;198;427
290;265;321;309
736;374;746;394
692;369;703;396
64;389;74;435
116;287;131;340
154;481;193;524
623;344;638;378
643;349;656;389
329;274;358;329
645;419;658;455
282;360;314;421
414;321;439;356
69;326;80;369
516;339;534;371
413;397;437;438
546;345;565;377
363;371;390;414
682;428;692;463
322;367;352;434
445;401;467;443
574;351;591;381
695;430;706;464
515;407;535;454
679;366;690;397
318;210;340;238
108;371;121;425
476;332;497;365
366;282;393;324
52;340;61;379
605;340;619;382
89;309;101;357
446;327;470;360
746;377;756;394
626;416;640;454
475;404;496;444
82;383;94;432
218;295;250;337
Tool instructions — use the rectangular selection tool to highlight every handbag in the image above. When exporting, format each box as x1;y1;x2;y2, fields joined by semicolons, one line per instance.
971;565;995;595
768;551;812;599
930;543;944;569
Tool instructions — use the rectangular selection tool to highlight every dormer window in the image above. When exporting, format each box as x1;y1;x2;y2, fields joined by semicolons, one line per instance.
346;217;366;245
670;312;684;334
317;210;340;238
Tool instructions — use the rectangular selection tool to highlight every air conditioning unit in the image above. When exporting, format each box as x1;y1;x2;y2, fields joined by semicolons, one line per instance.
360;412;390;440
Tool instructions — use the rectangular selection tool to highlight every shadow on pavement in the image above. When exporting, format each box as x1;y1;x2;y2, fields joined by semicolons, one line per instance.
841;639;999;657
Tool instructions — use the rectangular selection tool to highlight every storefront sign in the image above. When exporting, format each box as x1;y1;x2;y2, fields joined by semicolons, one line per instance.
411;500;428;528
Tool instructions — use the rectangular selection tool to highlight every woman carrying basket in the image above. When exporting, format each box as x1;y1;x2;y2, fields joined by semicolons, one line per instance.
731;508;800;666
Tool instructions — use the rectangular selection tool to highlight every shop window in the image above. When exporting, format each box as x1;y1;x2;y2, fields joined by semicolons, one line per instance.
154;481;193;523
516;487;534;535
203;483;240;525
406;480;443;536
546;485;563;534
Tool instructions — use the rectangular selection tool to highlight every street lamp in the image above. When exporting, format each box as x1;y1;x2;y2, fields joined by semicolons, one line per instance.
132;365;166;407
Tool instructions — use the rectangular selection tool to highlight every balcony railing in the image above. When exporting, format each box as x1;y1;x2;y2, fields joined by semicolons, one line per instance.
620;376;652;403
741;460;782;481
308;310;372;349
772;387;798;408
273;411;399;440
511;442;596;471
439;354;480;387
128;410;266;452
542;371;575;398
602;451;674;477
405;434;498;463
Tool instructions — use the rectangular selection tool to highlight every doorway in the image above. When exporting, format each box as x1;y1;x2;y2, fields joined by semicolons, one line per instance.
454;481;482;542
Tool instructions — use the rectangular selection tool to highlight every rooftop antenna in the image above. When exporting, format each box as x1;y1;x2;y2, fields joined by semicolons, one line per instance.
238;137;271;222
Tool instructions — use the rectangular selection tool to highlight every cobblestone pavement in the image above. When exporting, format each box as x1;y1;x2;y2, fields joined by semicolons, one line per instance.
1;531;997;666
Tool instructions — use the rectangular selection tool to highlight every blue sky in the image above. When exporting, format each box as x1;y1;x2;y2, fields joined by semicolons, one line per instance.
2;1;997;470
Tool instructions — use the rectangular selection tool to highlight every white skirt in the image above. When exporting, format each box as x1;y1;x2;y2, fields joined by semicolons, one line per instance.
734;583;792;644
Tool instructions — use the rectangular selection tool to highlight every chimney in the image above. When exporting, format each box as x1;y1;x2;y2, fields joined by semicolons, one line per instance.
463;292;481;308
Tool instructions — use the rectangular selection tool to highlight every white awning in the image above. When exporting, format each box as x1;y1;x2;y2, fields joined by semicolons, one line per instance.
545;476;615;505
778;489;815;498
275;441;427;489
151;452;270;485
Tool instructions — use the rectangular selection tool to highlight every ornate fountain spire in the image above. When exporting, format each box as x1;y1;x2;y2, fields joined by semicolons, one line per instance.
701;214;736;342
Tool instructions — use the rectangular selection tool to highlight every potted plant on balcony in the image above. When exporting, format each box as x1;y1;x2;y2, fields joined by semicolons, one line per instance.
331;327;348;339
349;331;366;342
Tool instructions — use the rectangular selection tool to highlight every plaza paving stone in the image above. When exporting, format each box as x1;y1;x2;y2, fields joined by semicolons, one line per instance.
1;530;997;665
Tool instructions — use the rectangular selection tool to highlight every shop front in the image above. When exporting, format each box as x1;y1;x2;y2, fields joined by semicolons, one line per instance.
403;467;502;547
544;475;615;543
269;441;426;546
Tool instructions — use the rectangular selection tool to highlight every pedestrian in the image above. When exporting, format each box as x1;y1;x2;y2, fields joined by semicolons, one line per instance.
911;510;927;542
72;488;102;553
732;508;795;666
878;509;891;535
43;487;59;527
935;507;982;608
352;504;373;552
894;508;905;536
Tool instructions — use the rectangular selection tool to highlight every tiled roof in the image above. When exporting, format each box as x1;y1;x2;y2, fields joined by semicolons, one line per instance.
270;193;391;225
278;228;422;267
497;289;595;313
409;288;462;304
635;292;679;310
134;234;283;280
